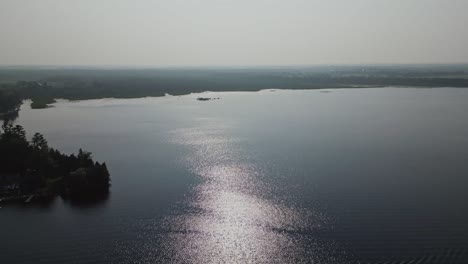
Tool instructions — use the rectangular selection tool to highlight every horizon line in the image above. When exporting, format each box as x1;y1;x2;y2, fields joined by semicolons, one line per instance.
1;62;468;70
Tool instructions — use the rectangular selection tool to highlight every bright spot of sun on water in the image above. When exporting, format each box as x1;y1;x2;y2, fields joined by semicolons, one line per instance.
161;120;338;263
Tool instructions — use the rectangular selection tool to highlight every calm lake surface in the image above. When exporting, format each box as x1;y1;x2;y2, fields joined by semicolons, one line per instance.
2;88;468;263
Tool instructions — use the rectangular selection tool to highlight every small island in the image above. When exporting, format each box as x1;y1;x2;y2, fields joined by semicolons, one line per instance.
197;97;220;101
30;97;57;109
0;121;111;204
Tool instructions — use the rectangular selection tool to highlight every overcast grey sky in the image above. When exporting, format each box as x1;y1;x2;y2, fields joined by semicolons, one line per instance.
0;0;467;66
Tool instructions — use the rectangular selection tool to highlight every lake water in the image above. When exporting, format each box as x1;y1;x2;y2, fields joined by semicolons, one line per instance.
2;88;468;263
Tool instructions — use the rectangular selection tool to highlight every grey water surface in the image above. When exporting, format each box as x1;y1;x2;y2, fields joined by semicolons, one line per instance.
2;88;468;263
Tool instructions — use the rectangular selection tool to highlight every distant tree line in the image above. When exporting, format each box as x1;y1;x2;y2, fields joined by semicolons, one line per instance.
0;121;110;201
2;66;468;120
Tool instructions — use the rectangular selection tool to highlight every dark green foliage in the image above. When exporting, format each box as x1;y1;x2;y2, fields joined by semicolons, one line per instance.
66;163;110;199
0;89;22;115
0;122;111;201
0;122;30;173
30;97;56;109
31;132;48;152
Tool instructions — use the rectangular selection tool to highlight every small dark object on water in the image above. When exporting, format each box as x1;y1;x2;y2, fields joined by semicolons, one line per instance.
197;97;220;101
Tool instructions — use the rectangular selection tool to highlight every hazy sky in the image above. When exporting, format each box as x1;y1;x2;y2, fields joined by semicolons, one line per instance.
1;0;467;66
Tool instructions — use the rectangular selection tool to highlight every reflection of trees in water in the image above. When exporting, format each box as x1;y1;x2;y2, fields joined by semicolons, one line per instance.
62;191;111;209
1;195;57;210
1;192;110;210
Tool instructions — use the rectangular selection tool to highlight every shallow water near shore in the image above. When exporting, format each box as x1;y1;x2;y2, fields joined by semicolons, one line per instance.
2;88;468;263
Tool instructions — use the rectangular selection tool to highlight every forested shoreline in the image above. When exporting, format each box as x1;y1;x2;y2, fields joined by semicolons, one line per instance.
0;121;110;203
1;65;468;114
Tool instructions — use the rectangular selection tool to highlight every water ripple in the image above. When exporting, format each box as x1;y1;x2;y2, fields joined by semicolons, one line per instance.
152;119;345;263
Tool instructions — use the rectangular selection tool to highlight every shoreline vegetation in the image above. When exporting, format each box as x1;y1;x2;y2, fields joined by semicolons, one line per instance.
1;65;468;116
30;97;57;109
0;89;22;118
0;121;110;204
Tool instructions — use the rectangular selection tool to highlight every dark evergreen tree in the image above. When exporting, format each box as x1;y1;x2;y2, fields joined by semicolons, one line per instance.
32;133;48;152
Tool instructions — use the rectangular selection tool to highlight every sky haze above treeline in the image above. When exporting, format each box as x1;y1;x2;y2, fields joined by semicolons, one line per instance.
1;0;467;66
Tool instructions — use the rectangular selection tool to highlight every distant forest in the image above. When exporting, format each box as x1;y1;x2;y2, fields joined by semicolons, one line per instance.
1;65;468;113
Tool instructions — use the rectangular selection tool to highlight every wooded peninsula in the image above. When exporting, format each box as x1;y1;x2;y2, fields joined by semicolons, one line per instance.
0;121;110;203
